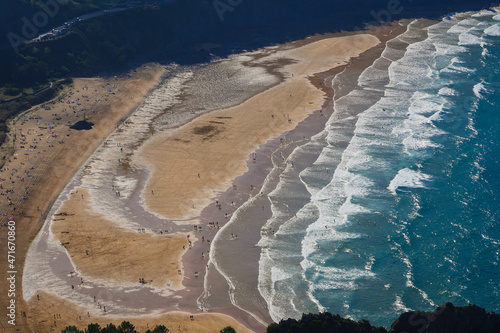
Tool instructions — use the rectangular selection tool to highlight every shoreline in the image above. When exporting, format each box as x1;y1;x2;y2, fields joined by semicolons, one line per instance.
10;23;407;333
195;22;410;328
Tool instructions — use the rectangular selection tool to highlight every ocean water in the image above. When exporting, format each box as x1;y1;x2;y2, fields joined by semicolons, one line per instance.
257;9;500;327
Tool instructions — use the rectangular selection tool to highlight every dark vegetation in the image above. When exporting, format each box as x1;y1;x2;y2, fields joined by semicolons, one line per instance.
220;327;236;333
61;321;237;332
2;0;499;89
0;79;69;144
61;304;499;333
0;2;180;88
266;312;386;333
1;0;125;46
389;303;500;333
61;321;168;333
266;303;500;333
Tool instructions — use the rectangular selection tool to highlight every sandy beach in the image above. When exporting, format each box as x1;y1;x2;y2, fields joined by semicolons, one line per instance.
0;26;407;333
138;34;380;221
0;64;167;332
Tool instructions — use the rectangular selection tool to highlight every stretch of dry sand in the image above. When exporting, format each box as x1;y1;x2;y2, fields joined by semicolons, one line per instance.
52;189;189;289
27;292;253;333
139;34;380;220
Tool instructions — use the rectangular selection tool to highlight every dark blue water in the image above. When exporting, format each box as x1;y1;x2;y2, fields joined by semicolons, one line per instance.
258;9;500;328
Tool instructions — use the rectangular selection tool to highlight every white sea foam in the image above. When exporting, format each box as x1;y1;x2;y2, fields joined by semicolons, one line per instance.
365;255;375;271
458;28;483;46
388;168;433;193
393;295;411;312
471;10;496;18
399;112;446;151
358;56;393;88
485;23;500;36
402;136;440;151
407;92;445;115
447;18;479;34
442;63;475;74
306;265;375;291
438;87;458;96
473;81;493;99
271;266;293;282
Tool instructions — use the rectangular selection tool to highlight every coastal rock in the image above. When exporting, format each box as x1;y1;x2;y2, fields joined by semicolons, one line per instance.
266;304;500;333
389;303;500;333
267;312;387;333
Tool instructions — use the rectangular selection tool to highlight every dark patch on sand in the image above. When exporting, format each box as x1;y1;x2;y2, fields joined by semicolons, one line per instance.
173;138;191;143
209;121;225;124
193;125;216;135
70;120;94;131
192;125;222;141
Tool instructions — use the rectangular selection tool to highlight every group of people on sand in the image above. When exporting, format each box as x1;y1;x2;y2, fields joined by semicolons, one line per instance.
0;82;122;220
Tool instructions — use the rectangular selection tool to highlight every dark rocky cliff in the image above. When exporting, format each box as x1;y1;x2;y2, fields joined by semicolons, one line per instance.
389;303;500;333
266;303;500;333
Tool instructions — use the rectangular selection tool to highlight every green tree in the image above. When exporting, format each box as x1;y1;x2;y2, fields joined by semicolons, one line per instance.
85;323;101;333
62;326;84;333
4;86;21;96
101;323;119;333
266;323;279;333
145;325;169;333
118;321;137;333
220;326;236;333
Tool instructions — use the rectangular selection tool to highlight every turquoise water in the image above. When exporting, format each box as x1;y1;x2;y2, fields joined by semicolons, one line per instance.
258;9;500;328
